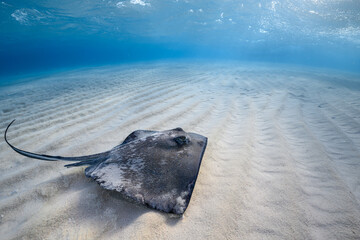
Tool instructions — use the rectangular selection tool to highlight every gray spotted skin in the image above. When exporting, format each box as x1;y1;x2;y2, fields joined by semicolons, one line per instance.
86;129;207;214
5;121;207;215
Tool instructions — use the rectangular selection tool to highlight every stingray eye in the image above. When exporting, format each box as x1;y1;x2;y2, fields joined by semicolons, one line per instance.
174;135;189;146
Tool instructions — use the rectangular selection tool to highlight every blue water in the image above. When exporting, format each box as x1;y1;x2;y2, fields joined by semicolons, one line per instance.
0;0;360;77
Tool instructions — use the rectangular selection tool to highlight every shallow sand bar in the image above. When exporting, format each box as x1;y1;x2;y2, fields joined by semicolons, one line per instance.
0;62;360;239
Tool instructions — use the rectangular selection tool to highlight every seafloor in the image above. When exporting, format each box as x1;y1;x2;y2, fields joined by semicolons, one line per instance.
0;62;359;239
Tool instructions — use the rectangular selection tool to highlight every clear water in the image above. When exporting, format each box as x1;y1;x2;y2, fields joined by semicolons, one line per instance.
1;2;360;237
1;0;359;77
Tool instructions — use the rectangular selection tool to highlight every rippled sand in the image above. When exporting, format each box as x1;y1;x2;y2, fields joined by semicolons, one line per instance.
1;62;360;239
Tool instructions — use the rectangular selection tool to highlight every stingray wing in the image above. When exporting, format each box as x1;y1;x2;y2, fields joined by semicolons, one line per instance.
121;130;157;144
86;131;207;215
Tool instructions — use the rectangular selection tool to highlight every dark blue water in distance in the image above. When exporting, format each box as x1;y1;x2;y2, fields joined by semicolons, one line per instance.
1;0;360;78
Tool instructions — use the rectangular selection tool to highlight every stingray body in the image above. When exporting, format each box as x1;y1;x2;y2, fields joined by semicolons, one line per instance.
4;120;207;214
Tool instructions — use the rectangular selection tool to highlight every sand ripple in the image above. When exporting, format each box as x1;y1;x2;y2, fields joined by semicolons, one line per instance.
0;63;360;239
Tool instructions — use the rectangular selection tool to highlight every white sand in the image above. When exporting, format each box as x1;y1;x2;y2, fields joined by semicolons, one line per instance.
0;62;359;239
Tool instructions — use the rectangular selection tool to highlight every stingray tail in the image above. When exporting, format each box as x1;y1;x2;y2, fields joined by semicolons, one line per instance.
63;159;102;168
4;119;109;168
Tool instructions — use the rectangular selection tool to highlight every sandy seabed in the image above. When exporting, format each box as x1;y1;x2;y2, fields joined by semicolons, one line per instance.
0;62;359;240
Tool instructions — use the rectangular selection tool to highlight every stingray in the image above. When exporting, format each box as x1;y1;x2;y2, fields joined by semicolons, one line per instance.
4;120;207;215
